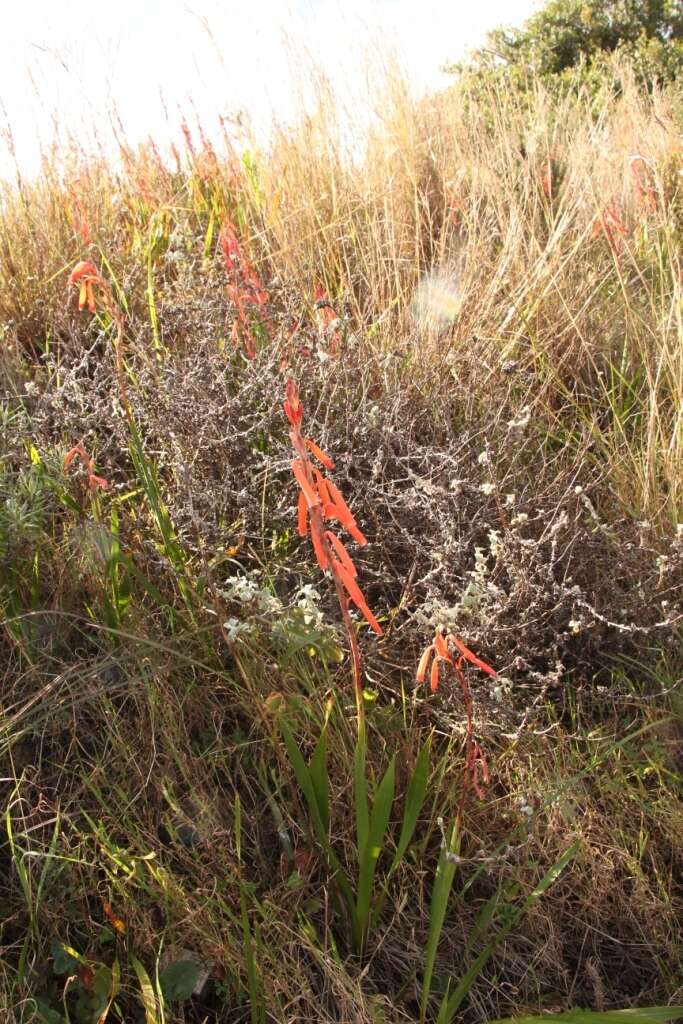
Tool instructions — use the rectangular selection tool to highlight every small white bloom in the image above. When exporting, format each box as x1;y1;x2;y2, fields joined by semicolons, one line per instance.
568;619;582;634
510;513;528;527
477;450;491;466
488;529;502;557
574;485;583;495
505;492;516;506
480;482;495;496
507;406;531;431
223;617;251;641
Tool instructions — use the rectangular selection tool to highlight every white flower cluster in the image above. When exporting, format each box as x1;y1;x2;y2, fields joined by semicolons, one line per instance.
416;530;507;628
219;572;283;614
219;573;333;652
367;405;381;427
220;572;283;642
223;617;252;641
413;597;463;633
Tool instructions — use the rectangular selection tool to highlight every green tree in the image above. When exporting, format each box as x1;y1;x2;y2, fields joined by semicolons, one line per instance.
450;0;683;87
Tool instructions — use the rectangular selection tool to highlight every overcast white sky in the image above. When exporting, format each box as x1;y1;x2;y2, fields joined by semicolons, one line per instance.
0;0;537;177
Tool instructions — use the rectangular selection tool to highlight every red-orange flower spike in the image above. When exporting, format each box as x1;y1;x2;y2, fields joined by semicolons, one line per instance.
430;656;441;693
324;479;367;544
291;459;319;508
311;525;330;572
88;474;110;492
64;444;87;471
68;260;101;313
284;377;382;725
434;632;449;659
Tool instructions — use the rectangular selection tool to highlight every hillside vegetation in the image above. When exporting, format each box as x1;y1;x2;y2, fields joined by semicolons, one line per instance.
1;55;682;1024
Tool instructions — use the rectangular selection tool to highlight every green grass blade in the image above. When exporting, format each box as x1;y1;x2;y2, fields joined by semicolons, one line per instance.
280;719;327;842
240;883;263;1024
280;718;354;911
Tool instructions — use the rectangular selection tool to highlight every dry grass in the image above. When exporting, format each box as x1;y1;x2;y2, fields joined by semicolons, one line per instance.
0;52;682;1024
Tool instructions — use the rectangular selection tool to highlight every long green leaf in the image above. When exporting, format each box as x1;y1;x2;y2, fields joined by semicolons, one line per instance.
280;719;354;910
391;736;431;872
354;731;369;859
371;736;431;930
309;729;330;833
130;955;160;1024
354;756;396;951
419;821;460;1024
280;720;327;842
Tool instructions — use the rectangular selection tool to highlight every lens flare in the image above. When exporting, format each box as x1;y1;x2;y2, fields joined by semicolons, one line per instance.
411;270;462;329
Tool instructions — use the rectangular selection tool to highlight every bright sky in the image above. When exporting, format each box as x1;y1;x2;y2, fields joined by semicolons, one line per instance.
0;0;537;178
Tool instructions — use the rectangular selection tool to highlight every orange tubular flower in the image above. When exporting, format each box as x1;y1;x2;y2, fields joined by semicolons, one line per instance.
305;438;334;470
68;260;102;313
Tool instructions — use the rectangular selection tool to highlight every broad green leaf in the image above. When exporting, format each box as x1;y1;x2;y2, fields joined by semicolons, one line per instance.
51;938;82;975
419;823;461;1023
372;736;432;931
159;960;201;1003
280;720;326;843
280;718;354;910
